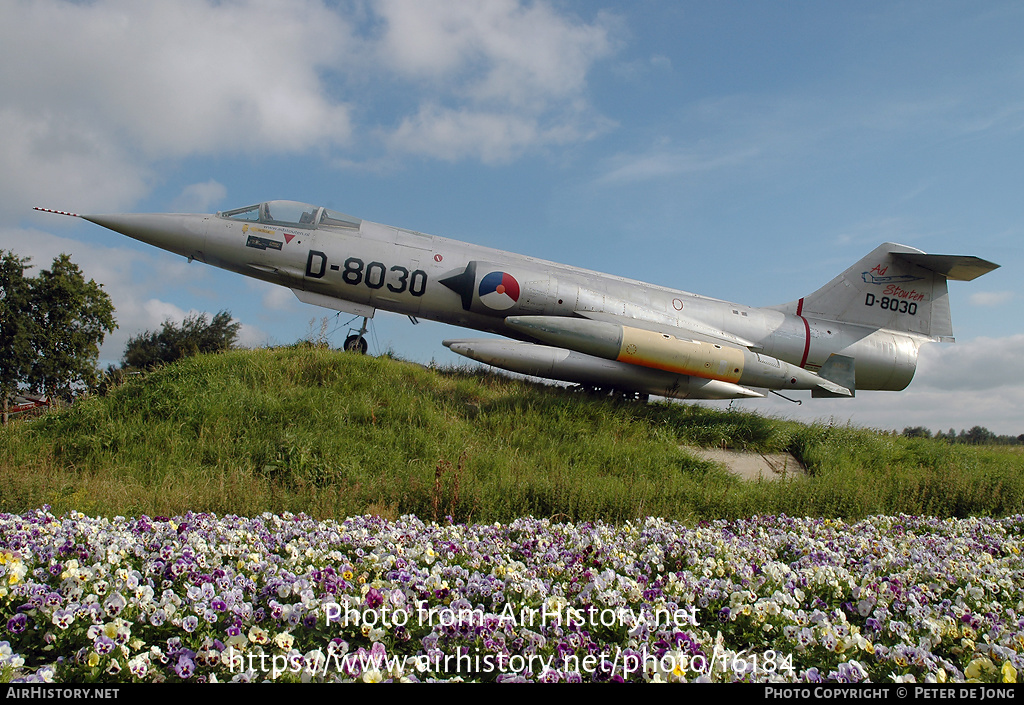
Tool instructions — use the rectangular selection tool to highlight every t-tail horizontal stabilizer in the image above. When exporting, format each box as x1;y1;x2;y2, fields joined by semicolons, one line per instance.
776;243;1000;343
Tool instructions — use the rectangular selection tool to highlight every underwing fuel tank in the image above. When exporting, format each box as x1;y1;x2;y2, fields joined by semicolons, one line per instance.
505;315;851;396
443;339;763;400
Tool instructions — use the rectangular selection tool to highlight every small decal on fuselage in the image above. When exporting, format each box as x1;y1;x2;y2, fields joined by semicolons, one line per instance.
246;235;283;251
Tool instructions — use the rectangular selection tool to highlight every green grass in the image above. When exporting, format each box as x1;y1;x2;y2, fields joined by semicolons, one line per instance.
2;346;1021;522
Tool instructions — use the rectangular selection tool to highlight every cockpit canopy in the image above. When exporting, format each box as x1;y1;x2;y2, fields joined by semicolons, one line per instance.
217;200;361;230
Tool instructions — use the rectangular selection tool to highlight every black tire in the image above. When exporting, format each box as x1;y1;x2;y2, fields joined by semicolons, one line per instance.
344;335;368;354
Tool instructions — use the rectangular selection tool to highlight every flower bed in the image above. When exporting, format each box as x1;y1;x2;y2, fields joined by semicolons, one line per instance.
1;509;1021;683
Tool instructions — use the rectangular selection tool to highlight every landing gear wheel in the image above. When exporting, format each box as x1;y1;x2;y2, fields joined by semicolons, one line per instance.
344;334;368;354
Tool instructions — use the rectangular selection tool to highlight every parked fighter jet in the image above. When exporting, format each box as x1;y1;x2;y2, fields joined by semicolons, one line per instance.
35;200;998;401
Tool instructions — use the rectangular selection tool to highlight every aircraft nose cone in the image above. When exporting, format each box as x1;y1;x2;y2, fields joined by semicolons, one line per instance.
82;213;209;260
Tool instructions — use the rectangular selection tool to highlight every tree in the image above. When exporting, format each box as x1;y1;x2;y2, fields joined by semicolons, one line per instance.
961;426;996;446
0;251;116;421
122;310;240;369
1;252;37;424
901;426;932;439
26;254;117;401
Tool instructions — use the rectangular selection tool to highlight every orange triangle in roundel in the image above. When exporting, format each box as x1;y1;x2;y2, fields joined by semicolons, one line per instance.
284;233;295;244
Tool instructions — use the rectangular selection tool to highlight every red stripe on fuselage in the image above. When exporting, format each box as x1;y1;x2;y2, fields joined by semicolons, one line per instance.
796;298;810;368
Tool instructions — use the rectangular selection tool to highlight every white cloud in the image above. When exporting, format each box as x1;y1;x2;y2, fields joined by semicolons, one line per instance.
387;104;606;164
0;109;152;220
0;0;355;219
2;0;354;156
591;94;828;187
914;335;1024;392
969;291;1014;307
373;0;618;161
236;322;272;349
729;336;1024;436
831;217;931;250
138;299;190;329
590;52;1024;192
597;144;763;185
374;1;615;105
259;283;300;312
171;181;228;214
0;0;618;220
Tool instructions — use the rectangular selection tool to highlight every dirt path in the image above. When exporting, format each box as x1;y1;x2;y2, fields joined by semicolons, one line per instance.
687;447;806;481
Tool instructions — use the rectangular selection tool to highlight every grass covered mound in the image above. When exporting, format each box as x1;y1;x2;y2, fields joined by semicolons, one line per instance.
1;346;1021;522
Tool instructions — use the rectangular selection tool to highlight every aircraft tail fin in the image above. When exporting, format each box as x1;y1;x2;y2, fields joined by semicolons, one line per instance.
774;243;999;342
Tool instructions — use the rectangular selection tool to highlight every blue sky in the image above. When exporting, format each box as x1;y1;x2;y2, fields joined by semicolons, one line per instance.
2;0;1021;435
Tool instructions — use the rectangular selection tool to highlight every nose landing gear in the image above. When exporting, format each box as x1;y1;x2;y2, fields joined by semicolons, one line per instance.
344;316;370;354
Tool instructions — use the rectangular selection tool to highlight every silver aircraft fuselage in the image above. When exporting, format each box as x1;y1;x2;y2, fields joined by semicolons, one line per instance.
37;200;998;401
